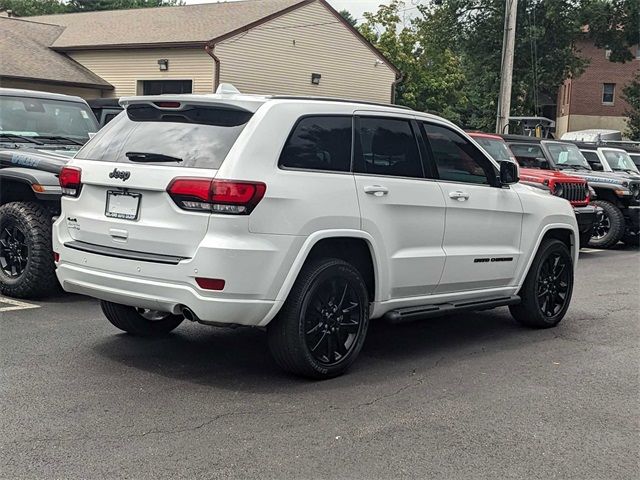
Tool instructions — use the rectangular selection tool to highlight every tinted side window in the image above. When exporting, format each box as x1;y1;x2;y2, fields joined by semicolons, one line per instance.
580;150;599;163
354;117;423;178
508;143;546;168
423;124;494;185
279;116;352;172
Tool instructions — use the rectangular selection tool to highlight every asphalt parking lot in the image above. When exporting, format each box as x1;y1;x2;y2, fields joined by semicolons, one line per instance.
1;246;638;480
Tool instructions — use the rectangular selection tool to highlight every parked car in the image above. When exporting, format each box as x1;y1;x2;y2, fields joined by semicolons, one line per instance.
469;132;599;247
87;98;123;127
575;144;640;176
502;135;640;248
53;91;578;378
0;88;98;298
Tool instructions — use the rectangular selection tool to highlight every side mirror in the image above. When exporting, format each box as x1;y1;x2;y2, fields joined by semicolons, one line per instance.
590;161;604;171
500;160;519;185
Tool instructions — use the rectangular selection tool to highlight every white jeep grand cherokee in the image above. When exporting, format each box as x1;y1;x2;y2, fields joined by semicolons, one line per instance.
53;91;578;378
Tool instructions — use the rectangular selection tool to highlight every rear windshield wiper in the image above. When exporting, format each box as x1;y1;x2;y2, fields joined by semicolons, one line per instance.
33;135;84;146
0;133;44;145
125;152;183;163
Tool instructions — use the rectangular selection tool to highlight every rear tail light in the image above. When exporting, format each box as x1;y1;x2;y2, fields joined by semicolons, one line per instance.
195;277;225;291
167;178;266;215
59;166;82;197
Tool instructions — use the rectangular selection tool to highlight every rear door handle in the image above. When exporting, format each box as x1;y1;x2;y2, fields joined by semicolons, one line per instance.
364;185;389;196
449;191;470;201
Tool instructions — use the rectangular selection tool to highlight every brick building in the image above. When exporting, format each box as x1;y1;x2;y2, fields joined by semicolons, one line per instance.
556;40;639;137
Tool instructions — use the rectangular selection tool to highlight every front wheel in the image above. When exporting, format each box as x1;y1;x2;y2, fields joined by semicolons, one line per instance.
588;200;625;249
100;301;184;336
0;202;58;298
510;238;574;328
267;258;369;379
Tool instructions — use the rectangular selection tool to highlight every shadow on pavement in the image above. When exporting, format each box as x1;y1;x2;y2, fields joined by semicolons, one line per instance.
92;308;529;392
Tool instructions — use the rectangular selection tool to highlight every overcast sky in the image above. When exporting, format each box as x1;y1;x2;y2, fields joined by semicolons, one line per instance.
182;0;393;20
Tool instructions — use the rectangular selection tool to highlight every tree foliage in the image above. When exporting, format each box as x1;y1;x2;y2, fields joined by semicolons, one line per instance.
622;73;640;140
359;0;638;130
0;0;182;16
580;0;639;63
338;9;357;27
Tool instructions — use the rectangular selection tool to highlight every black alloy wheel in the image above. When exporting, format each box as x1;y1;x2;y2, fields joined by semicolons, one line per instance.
303;277;364;367
588;200;625;249
267;258;370;379
536;251;570;318
591;215;610;240
510;238;574;328
0;221;29;278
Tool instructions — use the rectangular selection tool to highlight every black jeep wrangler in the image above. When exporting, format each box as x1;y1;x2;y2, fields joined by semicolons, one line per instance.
502;135;640;249
0;88;99;298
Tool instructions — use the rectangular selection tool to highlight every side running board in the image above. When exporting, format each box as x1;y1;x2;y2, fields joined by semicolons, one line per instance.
383;295;521;324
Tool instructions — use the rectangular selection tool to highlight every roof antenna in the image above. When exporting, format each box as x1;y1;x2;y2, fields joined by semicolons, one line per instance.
216;83;240;95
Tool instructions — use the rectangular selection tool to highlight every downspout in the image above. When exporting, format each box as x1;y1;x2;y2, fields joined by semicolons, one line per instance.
391;73;403;105
204;43;221;92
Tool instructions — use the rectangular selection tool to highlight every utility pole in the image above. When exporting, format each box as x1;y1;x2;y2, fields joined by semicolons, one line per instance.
496;0;518;134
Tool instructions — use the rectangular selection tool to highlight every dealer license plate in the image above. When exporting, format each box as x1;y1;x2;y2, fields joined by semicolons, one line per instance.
105;191;141;220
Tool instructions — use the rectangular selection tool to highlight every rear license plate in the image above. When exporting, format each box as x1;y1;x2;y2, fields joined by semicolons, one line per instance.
105;191;141;220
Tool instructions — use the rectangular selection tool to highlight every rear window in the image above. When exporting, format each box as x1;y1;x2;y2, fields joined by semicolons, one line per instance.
75;104;252;169
279;116;352;172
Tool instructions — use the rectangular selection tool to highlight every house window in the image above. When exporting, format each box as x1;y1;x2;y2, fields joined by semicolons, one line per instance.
140;80;193;95
602;83;615;104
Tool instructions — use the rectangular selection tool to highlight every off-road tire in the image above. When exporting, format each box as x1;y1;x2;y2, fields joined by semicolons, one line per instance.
0;202;58;298
267;258;369;379
588;200;625;249
100;301;184;336
510;239;573;328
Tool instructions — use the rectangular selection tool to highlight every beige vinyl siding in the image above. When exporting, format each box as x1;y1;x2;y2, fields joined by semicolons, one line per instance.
0;78;104;99
68;48;215;97
214;0;396;103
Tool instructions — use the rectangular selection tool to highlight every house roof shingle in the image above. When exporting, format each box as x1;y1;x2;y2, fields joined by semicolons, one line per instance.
29;0;307;49
0;17;113;88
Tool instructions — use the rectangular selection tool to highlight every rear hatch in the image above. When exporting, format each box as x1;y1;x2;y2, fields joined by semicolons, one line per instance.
63;100;255;258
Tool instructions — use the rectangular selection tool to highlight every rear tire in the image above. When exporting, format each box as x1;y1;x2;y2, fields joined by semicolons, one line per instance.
267;258;369;379
100;301;183;336
588;200;624;249
0;202;58;299
510;239;573;329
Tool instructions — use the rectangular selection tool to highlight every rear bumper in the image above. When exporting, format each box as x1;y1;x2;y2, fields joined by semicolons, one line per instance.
573;204;599;234
53;217;301;327
56;262;279;326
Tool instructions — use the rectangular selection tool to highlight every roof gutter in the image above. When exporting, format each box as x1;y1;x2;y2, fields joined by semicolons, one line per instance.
204;43;221;92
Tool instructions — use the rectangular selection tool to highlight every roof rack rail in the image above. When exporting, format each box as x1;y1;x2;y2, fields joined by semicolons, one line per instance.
269;95;413;111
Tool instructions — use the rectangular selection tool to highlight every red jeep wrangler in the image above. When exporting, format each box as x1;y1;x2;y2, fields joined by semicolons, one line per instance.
468;132;599;247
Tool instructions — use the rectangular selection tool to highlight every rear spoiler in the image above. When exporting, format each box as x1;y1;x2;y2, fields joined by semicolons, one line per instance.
119;96;263;114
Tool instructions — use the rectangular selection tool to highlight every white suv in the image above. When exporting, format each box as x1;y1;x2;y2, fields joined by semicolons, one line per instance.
53;91;578;378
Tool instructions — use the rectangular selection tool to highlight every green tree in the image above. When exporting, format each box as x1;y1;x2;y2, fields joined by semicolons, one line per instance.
580;0;639;63
338;9;357;27
0;0;183;16
622;73;640;139
0;0;66;16
67;0;183;11
359;1;468;123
